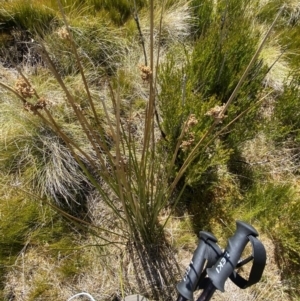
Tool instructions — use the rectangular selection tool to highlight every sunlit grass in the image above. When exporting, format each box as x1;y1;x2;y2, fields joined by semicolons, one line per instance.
0;0;57;34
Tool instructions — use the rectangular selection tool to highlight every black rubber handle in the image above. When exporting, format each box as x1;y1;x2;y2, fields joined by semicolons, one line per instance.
177;231;222;300
207;221;259;292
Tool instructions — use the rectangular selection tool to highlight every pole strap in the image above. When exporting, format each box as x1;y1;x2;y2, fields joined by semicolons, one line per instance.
229;235;266;289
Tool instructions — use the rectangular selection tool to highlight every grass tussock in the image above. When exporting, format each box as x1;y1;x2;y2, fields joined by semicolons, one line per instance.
0;94;91;212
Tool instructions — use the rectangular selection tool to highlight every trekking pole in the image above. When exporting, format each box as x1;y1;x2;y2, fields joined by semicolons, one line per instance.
176;231;222;301
67;221;266;301
195;220;266;301
176;221;266;301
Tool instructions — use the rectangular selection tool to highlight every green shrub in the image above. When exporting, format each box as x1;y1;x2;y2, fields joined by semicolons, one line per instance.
239;182;291;227
191;0;262;101
189;0;214;38
157;54;228;186
272;72;300;143
157;0;268;188
237;182;300;295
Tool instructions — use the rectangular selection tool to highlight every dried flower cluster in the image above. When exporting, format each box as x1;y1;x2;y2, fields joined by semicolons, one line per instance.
186;114;198;128
139;64;152;82
57;26;70;40
15;78;35;98
23;97;47;114
180;114;198;151
205;104;226;123
14;79;47;114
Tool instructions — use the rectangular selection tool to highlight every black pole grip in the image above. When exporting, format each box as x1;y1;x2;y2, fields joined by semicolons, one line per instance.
207;221;259;292
177;231;221;300
196;279;216;301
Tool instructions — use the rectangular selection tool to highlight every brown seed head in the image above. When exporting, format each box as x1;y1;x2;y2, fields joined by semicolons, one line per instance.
15;78;35;98
205;104;226;123
57;26;70;40
139;64;152;82
23;97;48;114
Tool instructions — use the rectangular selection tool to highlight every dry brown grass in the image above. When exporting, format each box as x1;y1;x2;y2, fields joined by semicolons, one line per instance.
241;134;300;183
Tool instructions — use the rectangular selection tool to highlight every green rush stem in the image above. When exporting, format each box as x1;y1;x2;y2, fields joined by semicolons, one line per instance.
161;181;187;231
141;0;155;169
108;81;129;161
112;79;138;235
149;0;164;209
56;0;100;125
103;82;118;144
133;0;147;66
40;109;111;179
39;43;112;168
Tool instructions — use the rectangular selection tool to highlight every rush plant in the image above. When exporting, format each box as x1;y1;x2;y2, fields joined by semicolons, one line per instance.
0;0;283;247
